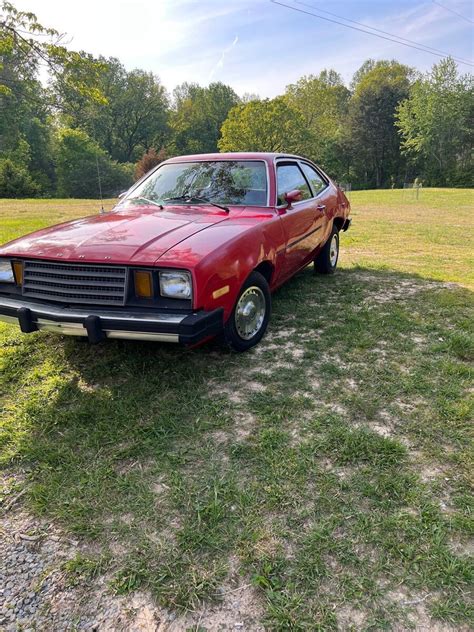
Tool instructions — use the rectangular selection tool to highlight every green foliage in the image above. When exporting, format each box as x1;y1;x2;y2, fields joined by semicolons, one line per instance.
0;1;104;196
55;128;134;198
396;58;473;186
219;96;306;153
285;70;350;177
0;2;105;100
23;117;56;194
348;60;413;188
54;58;170;163
350;58;393;89
0;158;40;197
170;81;239;155
0;30;49;174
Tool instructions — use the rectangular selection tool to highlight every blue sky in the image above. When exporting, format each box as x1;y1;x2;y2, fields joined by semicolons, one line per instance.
19;0;473;96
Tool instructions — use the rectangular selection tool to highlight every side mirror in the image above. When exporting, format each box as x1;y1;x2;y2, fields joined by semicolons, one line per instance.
284;189;303;207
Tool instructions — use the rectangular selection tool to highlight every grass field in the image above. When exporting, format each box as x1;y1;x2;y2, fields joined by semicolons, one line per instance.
1;189;473;629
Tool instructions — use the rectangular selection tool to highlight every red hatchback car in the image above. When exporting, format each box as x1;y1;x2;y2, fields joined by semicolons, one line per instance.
0;153;351;351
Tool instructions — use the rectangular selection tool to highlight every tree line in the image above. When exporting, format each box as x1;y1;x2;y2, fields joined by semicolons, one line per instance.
0;2;472;198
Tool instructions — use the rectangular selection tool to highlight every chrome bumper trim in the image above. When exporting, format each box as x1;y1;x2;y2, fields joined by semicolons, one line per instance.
0;296;186;325
35;319;179;342
0;295;221;345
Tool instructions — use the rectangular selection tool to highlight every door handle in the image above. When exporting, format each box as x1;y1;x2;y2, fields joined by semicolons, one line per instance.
316;204;326;212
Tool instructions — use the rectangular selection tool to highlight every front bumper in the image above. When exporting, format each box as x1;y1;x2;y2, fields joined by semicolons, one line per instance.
342;218;352;231
0;296;223;345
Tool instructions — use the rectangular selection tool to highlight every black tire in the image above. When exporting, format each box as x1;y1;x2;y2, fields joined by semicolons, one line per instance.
314;224;339;274
223;271;271;352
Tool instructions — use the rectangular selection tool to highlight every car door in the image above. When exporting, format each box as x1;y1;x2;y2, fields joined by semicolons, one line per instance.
299;161;337;247
276;161;327;280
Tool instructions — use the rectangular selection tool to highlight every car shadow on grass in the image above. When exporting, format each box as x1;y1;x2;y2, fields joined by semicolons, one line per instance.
1;266;473;628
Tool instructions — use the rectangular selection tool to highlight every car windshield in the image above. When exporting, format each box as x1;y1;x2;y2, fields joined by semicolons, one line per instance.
121;160;268;208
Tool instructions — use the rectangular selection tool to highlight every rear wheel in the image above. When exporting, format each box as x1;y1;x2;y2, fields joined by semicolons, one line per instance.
314;225;339;274
223;271;271;352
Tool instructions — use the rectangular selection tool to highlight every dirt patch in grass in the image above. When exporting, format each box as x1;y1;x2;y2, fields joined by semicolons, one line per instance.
387;588;465;632
337;604;367;629
166;584;265;631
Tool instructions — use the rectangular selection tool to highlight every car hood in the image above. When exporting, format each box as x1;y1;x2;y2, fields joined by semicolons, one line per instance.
0;205;230;265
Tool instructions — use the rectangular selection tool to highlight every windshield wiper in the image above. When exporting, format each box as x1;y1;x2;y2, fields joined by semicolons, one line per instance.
164;195;229;213
125;196;164;209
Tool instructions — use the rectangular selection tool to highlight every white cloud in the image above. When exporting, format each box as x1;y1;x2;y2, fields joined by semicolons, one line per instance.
208;35;239;80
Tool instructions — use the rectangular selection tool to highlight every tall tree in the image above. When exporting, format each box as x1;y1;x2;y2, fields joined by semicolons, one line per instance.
0;1;105;100
170;82;239;154
0;42;53;192
0;1;105;194
396;58;473;186
349;60;413;188
285;70;350;177
53;57;170;163
218;96;306;153
109;68;169;162
350;59;383;90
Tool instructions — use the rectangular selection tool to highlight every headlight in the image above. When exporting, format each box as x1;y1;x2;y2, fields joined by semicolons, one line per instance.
0;259;15;283
159;270;192;299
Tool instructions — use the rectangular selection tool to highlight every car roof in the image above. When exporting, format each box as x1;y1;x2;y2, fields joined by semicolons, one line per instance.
165;152;305;163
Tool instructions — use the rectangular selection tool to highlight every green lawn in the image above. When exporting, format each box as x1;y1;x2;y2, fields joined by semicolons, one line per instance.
1;189;473;629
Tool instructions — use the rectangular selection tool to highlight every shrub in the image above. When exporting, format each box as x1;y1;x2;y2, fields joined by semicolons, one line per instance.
0;159;40;198
55;128;134;198
135;147;167;181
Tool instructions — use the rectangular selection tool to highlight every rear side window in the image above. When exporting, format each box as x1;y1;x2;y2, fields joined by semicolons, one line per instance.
276;163;311;205
300;163;327;196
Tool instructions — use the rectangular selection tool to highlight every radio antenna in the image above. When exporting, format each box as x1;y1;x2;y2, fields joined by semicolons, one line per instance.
96;154;105;214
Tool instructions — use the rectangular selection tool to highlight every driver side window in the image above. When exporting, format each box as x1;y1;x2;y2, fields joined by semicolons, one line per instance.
277;163;311;206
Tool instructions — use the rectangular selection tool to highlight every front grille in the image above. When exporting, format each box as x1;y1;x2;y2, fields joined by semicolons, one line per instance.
22;260;127;306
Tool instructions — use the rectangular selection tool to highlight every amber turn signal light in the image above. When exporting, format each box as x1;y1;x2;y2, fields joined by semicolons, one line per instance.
12;261;23;285
134;270;153;298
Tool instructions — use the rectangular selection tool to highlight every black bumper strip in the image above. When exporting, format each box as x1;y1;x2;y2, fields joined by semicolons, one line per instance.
84;315;105;344
179;308;224;345
18;307;38;333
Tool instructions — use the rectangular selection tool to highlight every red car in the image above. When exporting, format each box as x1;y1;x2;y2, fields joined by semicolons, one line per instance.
0;153;351;351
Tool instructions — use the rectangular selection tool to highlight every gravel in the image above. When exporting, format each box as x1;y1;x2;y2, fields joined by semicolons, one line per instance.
0;507;139;631
1;487;264;631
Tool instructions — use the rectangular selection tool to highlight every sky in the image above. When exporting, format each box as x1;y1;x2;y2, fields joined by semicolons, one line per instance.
15;0;474;97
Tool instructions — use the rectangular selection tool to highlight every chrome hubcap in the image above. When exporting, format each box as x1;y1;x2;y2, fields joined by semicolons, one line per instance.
330;234;339;267
235;286;266;340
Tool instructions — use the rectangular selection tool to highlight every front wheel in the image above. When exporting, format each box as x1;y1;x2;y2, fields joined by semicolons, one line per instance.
314;225;339;274
223;271;271;352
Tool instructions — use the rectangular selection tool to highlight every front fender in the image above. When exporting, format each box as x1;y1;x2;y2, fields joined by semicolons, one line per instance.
196;223;283;321
156;213;285;322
